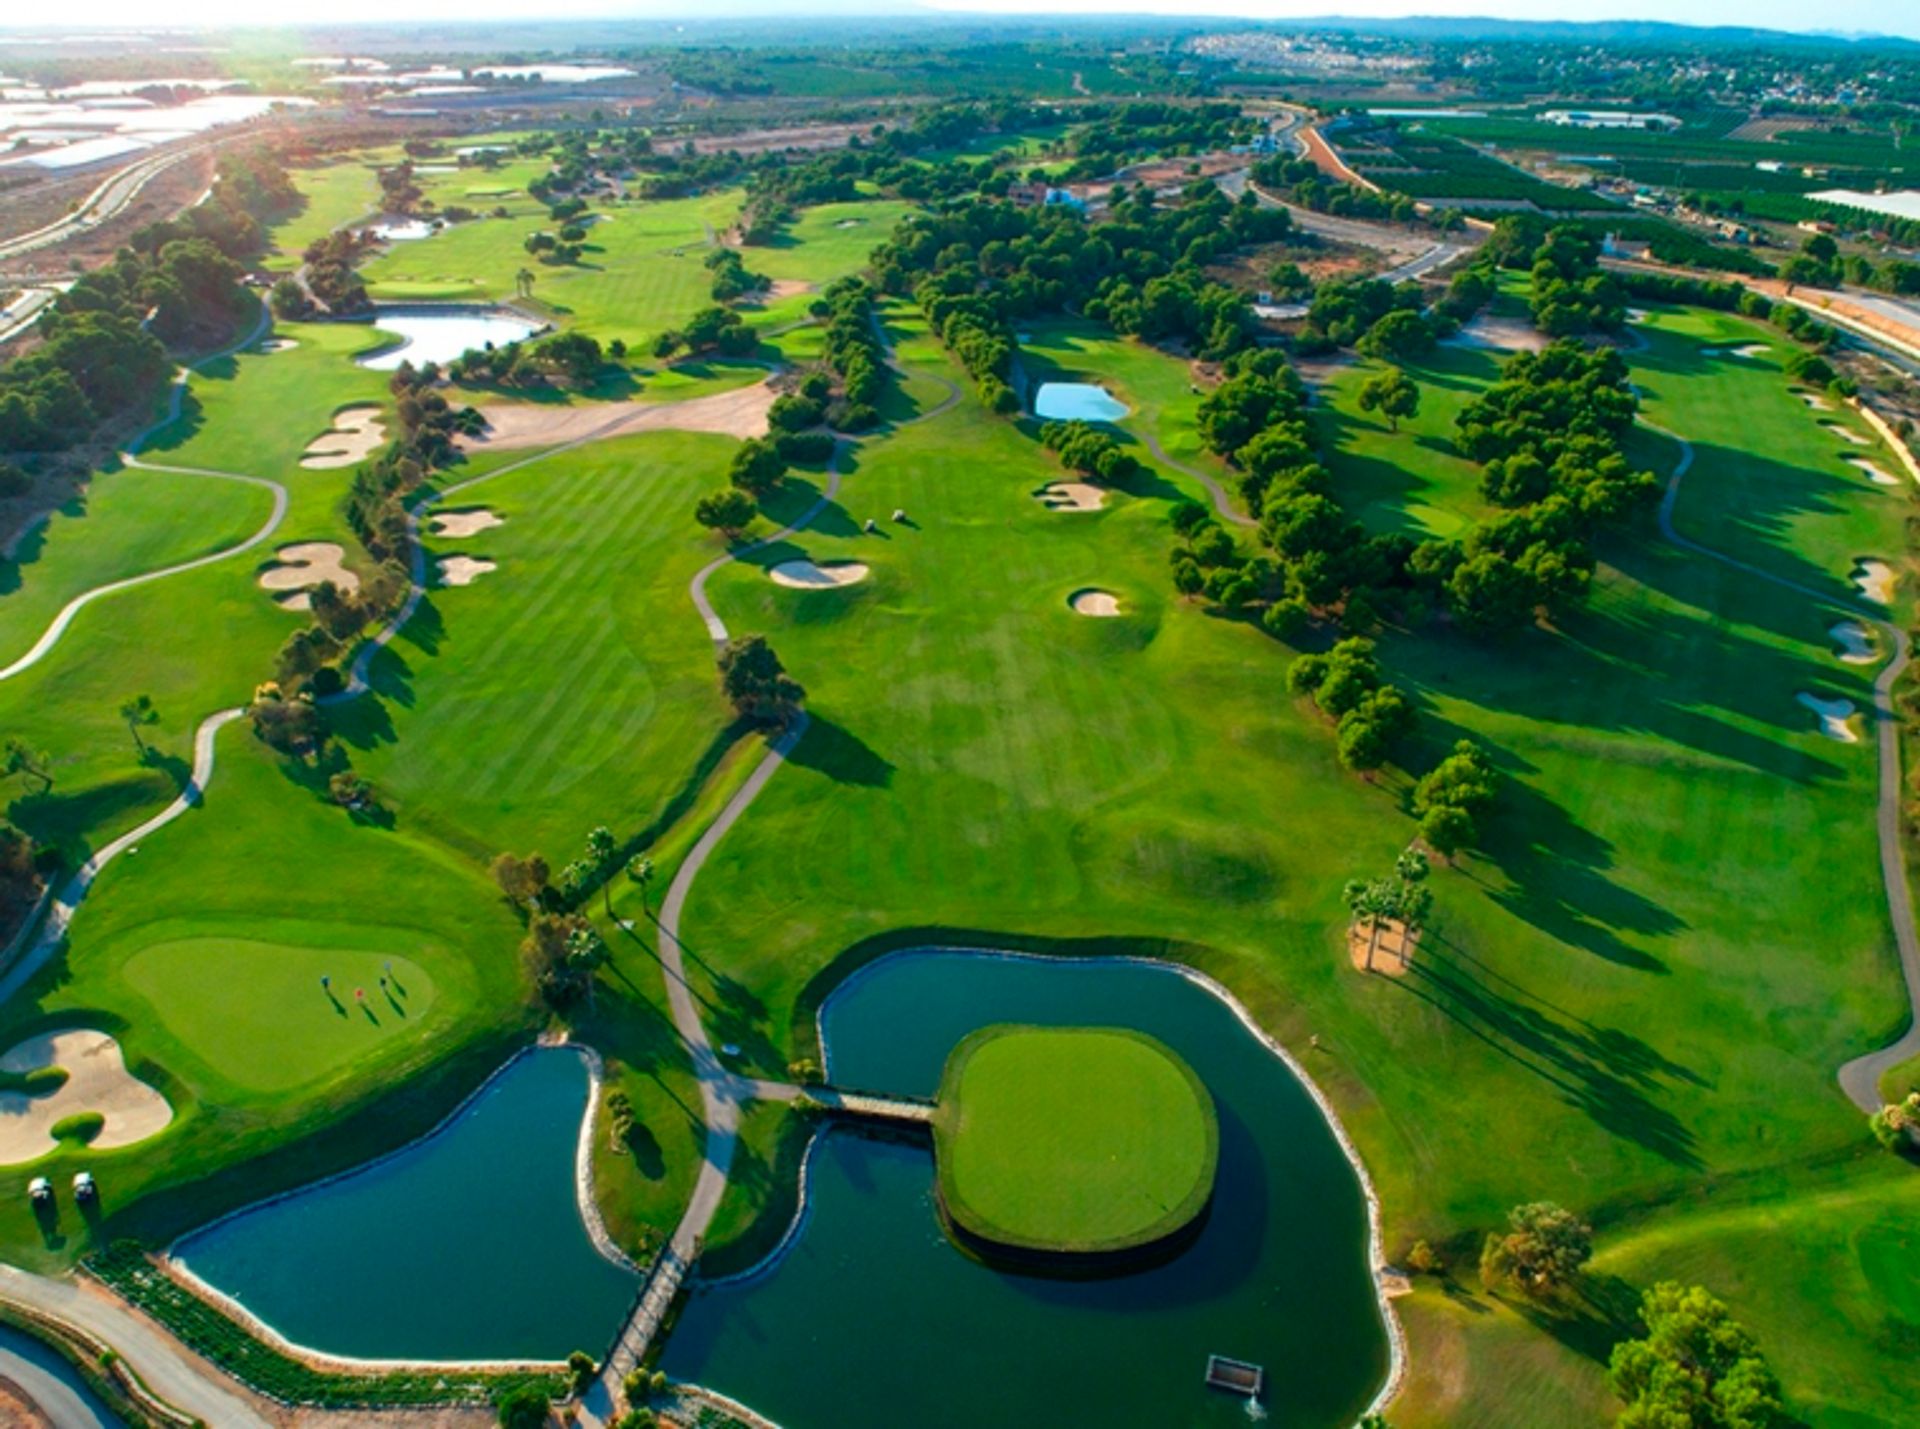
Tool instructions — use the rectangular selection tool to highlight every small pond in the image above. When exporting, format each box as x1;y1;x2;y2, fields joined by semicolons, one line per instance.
356;305;541;371
662;951;1390;1429
1033;381;1129;423
366;218;438;242
171;1046;636;1362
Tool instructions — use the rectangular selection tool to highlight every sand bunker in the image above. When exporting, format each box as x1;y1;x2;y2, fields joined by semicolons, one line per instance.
1035;482;1106;512
1069;588;1122;617
300;406;386;470
259;542;359;612
1798;392;1834;411
458;381;777;453
1715;343;1770;359
428;507;504;538
1450;314;1547;353
0;1029;172;1165
1626;308;1651;324
258;338;298;353
1797;691;1859;743
1824;423;1870;447
1830;620;1876;664
1849;458;1901;487
1853;559;1894;604
436;555;497;587
768;559;868;589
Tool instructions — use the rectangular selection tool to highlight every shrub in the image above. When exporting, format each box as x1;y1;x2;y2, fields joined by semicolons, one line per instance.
774;430;835;464
496;1384;550;1429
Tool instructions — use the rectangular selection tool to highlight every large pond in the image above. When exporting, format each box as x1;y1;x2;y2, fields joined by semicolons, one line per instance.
663;951;1390;1428
172;1047;636;1362
1033;381;1130;423
356;306;541;371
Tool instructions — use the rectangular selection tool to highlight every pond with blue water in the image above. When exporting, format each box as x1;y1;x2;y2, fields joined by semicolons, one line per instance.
1033;381;1130;423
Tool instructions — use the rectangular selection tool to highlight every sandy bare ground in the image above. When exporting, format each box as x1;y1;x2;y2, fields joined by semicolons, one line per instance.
767;559;867;589
0;1376;49;1428
1069;588;1122;616
300;407;385;470
456;381;776;453
1349;919;1419;975
1831;620;1877;664
428;508;503;538
259;542;359;612
1824;422;1870;446
435;555;496;587
1849;457;1901;487
259;338;298;353
1706;343;1770;359
1448;313;1546;354
765;279;811;300
1035;481;1106;511
0;1029;172;1164
1855;559;1895;604
1797;691;1859;743
1798;391;1834;411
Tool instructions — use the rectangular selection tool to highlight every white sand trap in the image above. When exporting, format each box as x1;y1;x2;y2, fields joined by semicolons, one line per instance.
1035;482;1106;512
458;381;777;452
1824;422;1870;446
1448;314;1547;353
1069;588;1123;617
1830;620;1876;664
258;338;298;353
300;406;386;470
260;541;359;612
1848;457;1901;486
436;555;497;586
768;559;868;589
1798;392;1833;411
1728;343;1770;358
1797;691;1860;743
1853;559;1895;604
834;218;864;229
0;1030;172;1165
1627;308;1651;324
428;507;504;538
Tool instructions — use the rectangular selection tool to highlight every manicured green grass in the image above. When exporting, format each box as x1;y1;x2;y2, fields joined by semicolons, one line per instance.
122;940;437;1094
745;200;919;286
933;1024;1217;1253
262;160;381;271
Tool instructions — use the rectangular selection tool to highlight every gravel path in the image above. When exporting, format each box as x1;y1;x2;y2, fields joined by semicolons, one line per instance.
1649;420;1920;1110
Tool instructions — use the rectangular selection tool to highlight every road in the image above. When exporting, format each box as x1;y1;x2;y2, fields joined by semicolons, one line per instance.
0;1323;116;1428
1649;421;1920;1112
1221;168;1476;281
0;142;214;264
0;285;64;346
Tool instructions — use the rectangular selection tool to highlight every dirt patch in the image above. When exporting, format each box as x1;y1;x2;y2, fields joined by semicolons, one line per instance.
1035;482;1106;512
768;559;867;589
1069;588;1122;617
0;1376;50;1428
457;381;776;453
428;507;503;538
1349;918;1418;976
435;555;496;587
0;1029;172;1165
259;541;359;612
1854;559;1895;604
1449;313;1546;354
765;279;812;300
300;406;385;470
1797;691;1859;743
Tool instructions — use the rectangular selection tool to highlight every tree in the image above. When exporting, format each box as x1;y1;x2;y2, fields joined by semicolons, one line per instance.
566;1350;597;1394
729;439;787;498
718;635;805;727
514;267;536;300
1608;1282;1784;1429
269;277;309;320
694;488;757;538
3;737;53;793
1480;1201;1592;1296
118;694;159;756
1869;1092;1920;1149
495;1383;550;1429
626;855;655;914
1357;366;1420;433
1419;803;1477;862
1358;309;1435;362
586;825;618;917
491;851;550;911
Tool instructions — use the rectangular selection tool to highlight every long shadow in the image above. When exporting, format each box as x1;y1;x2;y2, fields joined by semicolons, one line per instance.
786;714;893;788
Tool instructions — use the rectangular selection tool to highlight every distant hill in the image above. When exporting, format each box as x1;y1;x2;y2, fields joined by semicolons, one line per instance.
1270;15;1920;49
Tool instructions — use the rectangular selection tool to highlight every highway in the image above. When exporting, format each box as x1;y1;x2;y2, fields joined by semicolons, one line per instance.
0;142;213;264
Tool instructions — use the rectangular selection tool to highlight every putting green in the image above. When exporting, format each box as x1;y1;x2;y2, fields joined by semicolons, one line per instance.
932;1024;1217;1255
124;940;436;1094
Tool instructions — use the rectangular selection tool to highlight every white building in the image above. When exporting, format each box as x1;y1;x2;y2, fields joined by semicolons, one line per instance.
1538;110;1680;131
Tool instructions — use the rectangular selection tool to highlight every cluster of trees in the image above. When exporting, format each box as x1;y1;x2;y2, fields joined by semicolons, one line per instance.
1344;848;1432;969
1038;419;1141;485
816;278;888;431
1412;741;1499;859
130;146;300;263
653;306;758;361
696;430;797;537
1608;1283;1785;1429
518;912;608;1010
0;821;44;941
1301;276;1428;352
1480;1200;1592;1296
1869;1090;1919;1150
1286;638;1418;776
707;247;771;304
1524;225;1627;337
446;332;608;389
376;160;423;215
1249;155;1429;227
523;227;585;266
296;230;375;316
1056;101;1254;176
718;635;804;727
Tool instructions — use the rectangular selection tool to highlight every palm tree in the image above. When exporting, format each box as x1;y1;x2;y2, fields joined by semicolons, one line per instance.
586;826;617;916
1344;878;1390;970
515;267;536;300
626;855;655;917
119;694;159;757
3;737;51;794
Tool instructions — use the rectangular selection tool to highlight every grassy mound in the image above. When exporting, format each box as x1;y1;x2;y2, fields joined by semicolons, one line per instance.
932;1024;1217;1256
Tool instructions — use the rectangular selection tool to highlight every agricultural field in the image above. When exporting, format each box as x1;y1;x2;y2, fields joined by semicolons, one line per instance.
1348;129;1622;211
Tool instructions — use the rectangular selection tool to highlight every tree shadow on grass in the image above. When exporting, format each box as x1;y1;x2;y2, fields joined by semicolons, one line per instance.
1392;933;1703;1168
787;715;893;788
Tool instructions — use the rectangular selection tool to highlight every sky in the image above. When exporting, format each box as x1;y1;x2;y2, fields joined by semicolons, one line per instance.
2;0;1916;41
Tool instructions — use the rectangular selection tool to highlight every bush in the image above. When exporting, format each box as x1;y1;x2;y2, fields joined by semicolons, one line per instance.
496;1384;550;1429
774;430;835;464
